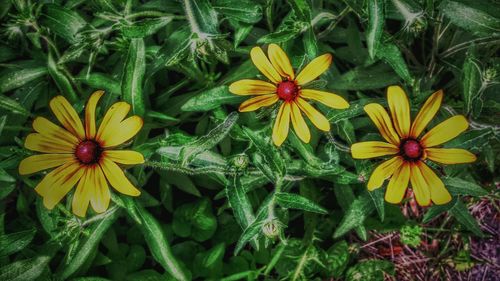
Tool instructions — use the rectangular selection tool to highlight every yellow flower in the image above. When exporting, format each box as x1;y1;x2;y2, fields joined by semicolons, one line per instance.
229;44;349;146
351;86;476;206
19;91;144;217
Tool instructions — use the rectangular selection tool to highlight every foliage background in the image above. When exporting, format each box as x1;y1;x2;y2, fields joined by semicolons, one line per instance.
0;0;499;280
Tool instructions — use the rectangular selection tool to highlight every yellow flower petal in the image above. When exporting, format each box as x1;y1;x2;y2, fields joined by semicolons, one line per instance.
387;86;411;138
100;158;141;196
385;163;410;204
98;116;143;148
295;97;330;131
363;103;400;145
250;46;281;84
103;150;145;165
229;79;277;96
19;154;74;175
290;102;311;143
300;89;349;109
238;94;279;112
367;156;404;191
32;117;79;147
351;141;399;159
85;90;104;139
35;160;84;209
25;133;75;153
409;162;431;206
420;115;469;148
272;102;291;146
49;96;85;140
425;148;476;164
72;168;92;217
90;166;111;213
295;53;332;85
410;90;443;138
418;162;452;205
268;43;294;79
96;102;131;141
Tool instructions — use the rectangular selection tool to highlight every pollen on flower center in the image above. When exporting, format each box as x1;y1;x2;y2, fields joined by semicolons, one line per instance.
401;139;422;160
75;140;102;164
277;80;299;101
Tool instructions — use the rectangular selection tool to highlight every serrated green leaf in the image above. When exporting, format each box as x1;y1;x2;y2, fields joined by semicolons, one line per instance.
213;0;262;24
121;17;173;38
275;192;327;214
334;193;375;238
180;112;238;165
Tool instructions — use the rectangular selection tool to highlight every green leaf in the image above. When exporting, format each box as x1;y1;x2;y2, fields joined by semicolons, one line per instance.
172;198;217;242
154;26;192;69
122;38;146;116
325;240;350;278
423;198;457;223
376;42;413;84
330;63;400;90
121;17;173;38
334;193;375;238
346;259;394;281
123;198;190;281
275;192;327;214
41;3;87;43
243;127;285;182
180;112;238;165
183;0;219;35
258;20;306;44
47;51;78;103
367;0;385;59
0;95;30;117
444;177;488;197
449;200;485;237
0;65;47;94
462;52;483;117
368;188;385;222
182;85;245;112
59;207;120;279
0;256;51;281
226;176;258;251
439;0;500;35
213;0;262;24
193;243;225;278
288;0;312;22
0;228;36;257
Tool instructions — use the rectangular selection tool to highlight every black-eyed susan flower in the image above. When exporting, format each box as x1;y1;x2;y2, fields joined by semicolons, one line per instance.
229;44;349;146
19;91;144;217
351;86;476;206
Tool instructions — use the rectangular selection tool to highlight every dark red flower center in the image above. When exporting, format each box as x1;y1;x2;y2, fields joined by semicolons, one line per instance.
277;81;299;101
75;140;102;164
401;139;422;160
